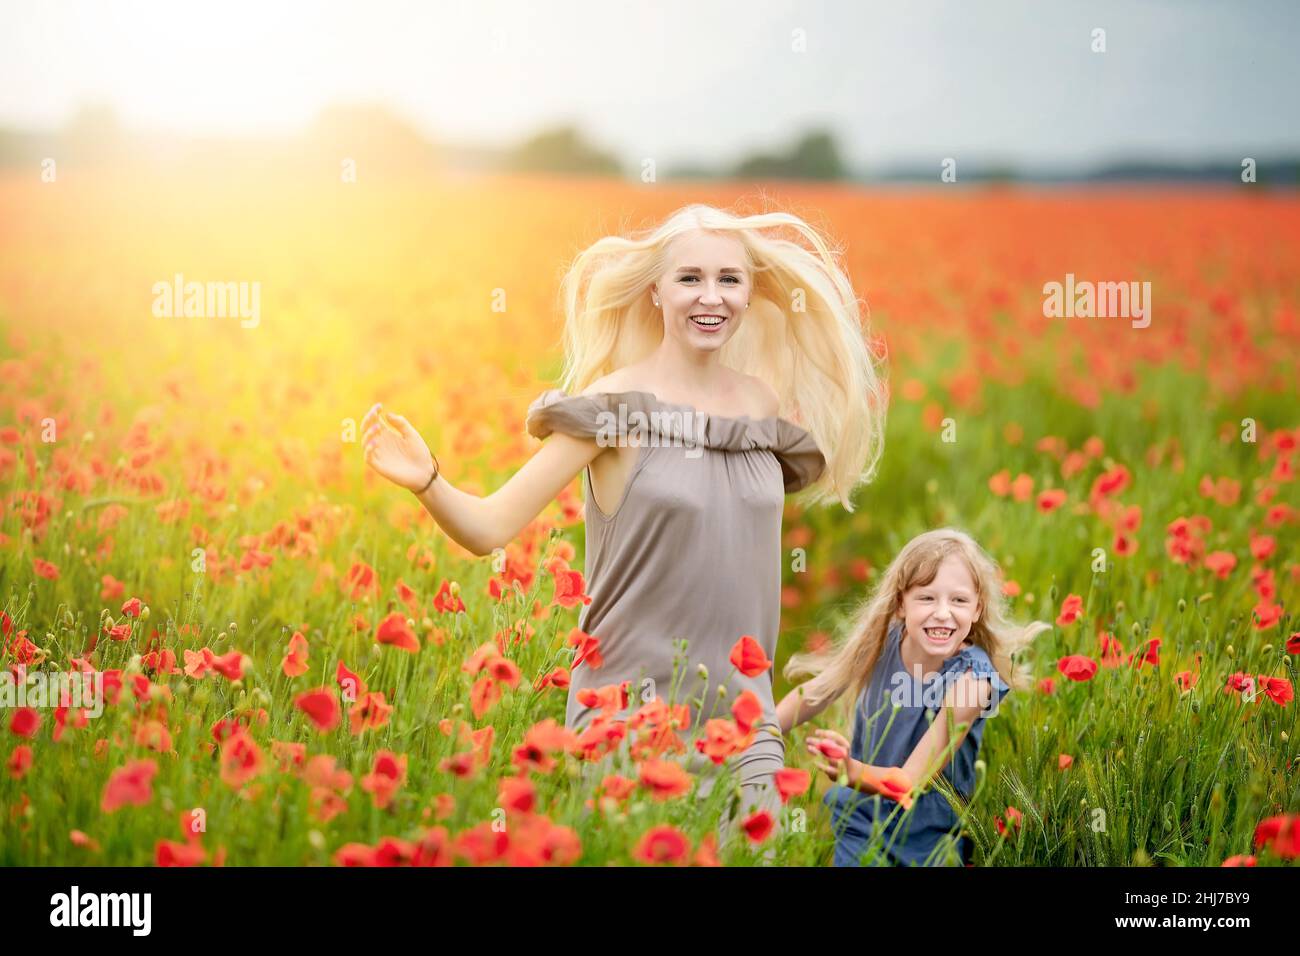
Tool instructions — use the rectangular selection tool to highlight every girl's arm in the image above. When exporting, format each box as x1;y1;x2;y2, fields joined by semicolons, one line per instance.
776;680;839;735
808;673;992;798
858;672;992;796
362;403;603;557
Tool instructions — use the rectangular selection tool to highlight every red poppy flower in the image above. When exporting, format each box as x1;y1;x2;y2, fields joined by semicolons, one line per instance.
1036;489;1067;513
1257;675;1293;707
550;569;592;609
742;809;775;843
281;631;310;677
731;690;764;732
995;805;1023;838
9;707;39;738
7;745;33;779
433;579;467;614
815;738;847;761
376;612;420;653
120;597;142;618
1253;814;1300;859
567;628;603;670
633;825;690;864
1204;551;1237;579
295;688;341;732
209;650;245;681
639;758;693;801
774;767;811;804
101;758;158;812
470;675;502;720
498;776;536;814
1058;753;1073;770
343;561;378;600
1055;594;1084;627
336;659;367;700
219;731;265;788
1057;655;1098;681
695;718;748;765
33;558;60;580
349;692;394;734
1252;602;1283;630
360;751;407;809
729;635;772;677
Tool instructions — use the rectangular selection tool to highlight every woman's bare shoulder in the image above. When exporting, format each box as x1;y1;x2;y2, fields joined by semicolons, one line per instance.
580;367;646;398
736;371;781;418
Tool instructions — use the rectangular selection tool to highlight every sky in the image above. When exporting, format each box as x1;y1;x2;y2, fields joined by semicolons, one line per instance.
1;0;1296;171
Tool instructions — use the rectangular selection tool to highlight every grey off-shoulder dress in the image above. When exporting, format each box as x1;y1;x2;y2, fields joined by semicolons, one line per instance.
524;389;827;801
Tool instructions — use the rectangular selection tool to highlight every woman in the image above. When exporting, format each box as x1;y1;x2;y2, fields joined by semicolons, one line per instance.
361;202;885;844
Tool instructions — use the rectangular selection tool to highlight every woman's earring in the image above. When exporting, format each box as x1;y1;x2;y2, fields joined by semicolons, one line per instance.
653;294;660;308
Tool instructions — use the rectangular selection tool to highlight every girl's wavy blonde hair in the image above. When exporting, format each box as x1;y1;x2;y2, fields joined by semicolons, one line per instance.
555;201;886;509
785;528;1051;708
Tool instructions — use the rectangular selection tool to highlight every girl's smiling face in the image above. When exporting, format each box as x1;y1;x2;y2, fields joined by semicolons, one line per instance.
896;553;982;659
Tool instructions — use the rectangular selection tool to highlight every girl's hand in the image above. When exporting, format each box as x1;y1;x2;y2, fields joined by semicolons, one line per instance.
362;403;436;493
806;728;852;780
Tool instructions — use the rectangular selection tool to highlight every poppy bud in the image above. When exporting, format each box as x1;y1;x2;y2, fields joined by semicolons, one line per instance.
1177;599;1186;613
697;664;709;681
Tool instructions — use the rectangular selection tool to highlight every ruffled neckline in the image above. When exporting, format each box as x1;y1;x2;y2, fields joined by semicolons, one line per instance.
529;388;824;456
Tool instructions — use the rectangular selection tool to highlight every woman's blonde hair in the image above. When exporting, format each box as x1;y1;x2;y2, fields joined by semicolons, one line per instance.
785;528;1050;708
555;200;886;509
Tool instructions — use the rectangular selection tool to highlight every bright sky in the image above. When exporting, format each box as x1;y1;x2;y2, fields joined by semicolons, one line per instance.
1;0;1296;170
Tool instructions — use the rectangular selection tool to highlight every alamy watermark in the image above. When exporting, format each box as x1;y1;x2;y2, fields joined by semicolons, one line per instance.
1042;273;1151;329
152;273;260;328
1;670;104;718
595;403;709;459
889;669;1001;719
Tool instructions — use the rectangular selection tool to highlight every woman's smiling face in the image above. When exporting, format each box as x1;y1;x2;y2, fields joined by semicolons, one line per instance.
896;553;982;659
652;231;750;353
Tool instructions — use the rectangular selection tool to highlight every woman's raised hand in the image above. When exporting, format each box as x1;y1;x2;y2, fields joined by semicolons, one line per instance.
362;403;436;493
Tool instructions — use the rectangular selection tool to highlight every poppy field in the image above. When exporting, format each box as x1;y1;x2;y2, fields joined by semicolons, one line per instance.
1;170;1298;866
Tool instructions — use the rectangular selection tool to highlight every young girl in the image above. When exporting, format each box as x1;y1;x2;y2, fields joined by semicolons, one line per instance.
776;528;1049;866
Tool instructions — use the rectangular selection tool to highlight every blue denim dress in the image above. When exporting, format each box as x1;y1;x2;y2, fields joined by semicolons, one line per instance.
822;619;1010;866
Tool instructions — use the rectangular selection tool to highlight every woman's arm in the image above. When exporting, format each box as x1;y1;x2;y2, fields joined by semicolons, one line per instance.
362;402;604;557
